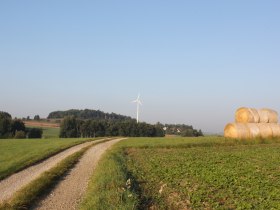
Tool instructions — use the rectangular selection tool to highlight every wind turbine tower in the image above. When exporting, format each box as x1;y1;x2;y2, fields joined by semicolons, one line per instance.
132;94;142;123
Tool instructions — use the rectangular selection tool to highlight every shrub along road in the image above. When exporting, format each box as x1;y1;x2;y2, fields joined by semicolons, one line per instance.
0;138;110;203
33;138;126;210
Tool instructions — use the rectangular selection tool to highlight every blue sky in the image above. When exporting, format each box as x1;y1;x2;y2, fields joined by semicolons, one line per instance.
0;1;279;133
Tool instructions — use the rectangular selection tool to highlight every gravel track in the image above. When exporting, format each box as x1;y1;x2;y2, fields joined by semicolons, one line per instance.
0;138;108;203
33;138;125;210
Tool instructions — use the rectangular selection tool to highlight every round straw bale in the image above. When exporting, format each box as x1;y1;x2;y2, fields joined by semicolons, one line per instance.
258;108;278;123
224;123;250;139
267;109;278;123
269;123;280;138
246;123;261;139
235;107;260;123
257;123;273;139
258;109;269;123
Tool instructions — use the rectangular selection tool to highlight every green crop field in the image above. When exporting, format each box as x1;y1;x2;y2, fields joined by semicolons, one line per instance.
81;137;280;210
0;138;97;180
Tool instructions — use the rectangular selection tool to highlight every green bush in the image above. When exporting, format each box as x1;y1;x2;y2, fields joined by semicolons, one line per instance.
27;128;43;139
14;131;26;139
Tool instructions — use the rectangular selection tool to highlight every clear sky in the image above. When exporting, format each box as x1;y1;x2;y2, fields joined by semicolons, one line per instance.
0;1;279;133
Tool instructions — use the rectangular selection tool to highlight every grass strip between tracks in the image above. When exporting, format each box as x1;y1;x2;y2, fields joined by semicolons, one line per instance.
0;138;112;210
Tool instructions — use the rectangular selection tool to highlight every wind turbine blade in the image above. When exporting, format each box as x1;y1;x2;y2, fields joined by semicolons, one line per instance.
139;100;143;105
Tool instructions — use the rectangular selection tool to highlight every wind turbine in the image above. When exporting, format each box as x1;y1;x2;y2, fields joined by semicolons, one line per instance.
132;94;142;123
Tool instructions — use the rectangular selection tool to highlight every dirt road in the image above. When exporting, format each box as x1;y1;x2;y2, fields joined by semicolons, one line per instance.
0;138;109;202
33;138;125;210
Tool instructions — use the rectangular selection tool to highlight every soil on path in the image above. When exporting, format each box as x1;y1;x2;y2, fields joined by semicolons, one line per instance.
33;138;125;210
0;138;108;203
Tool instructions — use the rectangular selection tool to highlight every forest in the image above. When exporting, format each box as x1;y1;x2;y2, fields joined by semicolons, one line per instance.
50;109;203;137
59;116;165;138
48;109;132;121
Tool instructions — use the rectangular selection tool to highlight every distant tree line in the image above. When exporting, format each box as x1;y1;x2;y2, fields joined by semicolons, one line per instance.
34;115;40;121
162;123;203;137
0;111;42;139
59;116;164;138
48;109;132;121
22;115;40;121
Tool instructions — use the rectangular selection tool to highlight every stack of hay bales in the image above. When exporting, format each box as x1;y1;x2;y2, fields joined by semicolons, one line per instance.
224;107;280;139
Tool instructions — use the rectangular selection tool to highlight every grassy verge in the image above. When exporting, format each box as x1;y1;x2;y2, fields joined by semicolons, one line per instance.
80;137;280;209
0;138;102;180
0;138;111;210
79;147;138;210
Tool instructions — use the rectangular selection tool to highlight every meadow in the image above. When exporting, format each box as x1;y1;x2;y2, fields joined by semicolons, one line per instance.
41;127;60;138
0;138;96;180
26;126;60;139
81;137;280;210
